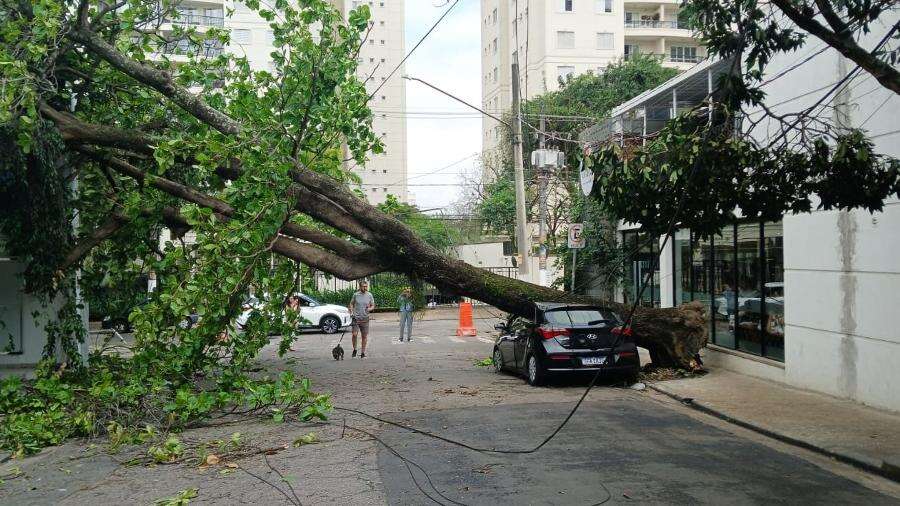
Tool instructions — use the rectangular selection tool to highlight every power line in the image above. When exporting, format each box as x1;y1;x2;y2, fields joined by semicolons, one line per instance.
368;0;460;100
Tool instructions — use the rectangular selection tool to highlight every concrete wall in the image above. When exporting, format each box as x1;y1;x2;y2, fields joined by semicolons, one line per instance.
452;241;563;287
0;259;87;377
743;12;900;412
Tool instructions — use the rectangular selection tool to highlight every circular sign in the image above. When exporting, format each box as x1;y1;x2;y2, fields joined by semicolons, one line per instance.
579;161;593;197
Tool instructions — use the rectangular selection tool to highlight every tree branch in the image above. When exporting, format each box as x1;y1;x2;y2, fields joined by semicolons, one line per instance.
59;212;129;271
769;0;900;94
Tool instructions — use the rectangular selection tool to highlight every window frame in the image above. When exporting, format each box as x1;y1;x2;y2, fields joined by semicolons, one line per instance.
556;30;575;49
596;31;614;50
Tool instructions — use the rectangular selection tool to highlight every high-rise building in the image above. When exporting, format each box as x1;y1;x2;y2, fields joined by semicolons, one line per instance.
158;0;407;205
480;0;703;152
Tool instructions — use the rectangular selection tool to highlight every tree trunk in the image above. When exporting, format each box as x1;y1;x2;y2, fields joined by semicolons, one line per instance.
395;252;707;370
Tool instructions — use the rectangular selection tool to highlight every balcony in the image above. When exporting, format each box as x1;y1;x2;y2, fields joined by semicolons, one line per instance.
159;39;224;58
624;52;702;64
624;19;682;29
164;13;225;27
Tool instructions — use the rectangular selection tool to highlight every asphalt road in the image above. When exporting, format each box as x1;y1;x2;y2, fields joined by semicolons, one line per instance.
5;313;900;505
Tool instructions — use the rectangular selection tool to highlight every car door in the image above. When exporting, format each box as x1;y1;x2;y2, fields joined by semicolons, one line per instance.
498;317;520;369
297;295;320;327
511;317;534;371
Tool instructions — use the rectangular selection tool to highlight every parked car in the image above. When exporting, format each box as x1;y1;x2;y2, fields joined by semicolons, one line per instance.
102;299;198;333
491;302;640;386
236;293;352;334
292;293;352;334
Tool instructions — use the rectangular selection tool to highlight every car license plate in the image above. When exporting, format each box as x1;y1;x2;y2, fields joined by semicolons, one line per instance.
581;356;606;366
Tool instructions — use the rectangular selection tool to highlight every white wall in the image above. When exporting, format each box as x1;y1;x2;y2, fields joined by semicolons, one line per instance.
452;241;563;287
749;11;900;412
0;259;87;376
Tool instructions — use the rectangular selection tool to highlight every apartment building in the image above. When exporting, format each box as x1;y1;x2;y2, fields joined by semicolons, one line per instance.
159;0;408;205
480;0;703;152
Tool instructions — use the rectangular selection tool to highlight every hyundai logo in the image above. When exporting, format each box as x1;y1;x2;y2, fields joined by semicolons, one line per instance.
585;334;597;340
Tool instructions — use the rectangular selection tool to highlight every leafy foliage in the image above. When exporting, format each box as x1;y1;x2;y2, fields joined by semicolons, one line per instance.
377;194;459;252
476;56;677;290
583;1;899;237
0;0;378;454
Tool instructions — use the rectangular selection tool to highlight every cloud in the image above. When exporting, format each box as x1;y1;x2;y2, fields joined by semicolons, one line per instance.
402;0;482;210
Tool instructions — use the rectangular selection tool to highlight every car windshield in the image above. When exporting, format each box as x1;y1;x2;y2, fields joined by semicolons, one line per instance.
301;294;322;306
544;308;618;326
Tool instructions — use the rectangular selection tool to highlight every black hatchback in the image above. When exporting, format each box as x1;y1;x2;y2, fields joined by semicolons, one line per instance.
491;302;640;386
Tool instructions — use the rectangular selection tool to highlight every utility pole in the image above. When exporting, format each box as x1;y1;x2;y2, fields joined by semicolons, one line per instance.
511;62;529;276
537;113;549;286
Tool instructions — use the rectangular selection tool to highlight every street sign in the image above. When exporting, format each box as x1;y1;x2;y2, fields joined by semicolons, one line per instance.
568;223;586;249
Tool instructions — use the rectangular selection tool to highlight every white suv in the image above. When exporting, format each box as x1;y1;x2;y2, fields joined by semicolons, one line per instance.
293;293;353;334
236;293;352;334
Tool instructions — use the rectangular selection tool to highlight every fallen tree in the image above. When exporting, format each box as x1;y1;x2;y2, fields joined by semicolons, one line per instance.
0;0;706;372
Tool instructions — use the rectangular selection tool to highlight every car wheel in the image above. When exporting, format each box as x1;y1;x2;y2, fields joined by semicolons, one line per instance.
492;347;504;374
526;354;546;386
320;316;340;334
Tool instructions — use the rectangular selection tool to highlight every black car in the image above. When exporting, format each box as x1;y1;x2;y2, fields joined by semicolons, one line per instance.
491;302;640;386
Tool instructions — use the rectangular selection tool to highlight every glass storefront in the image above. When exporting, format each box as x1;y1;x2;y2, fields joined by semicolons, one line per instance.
621;230;661;307
667;220;785;362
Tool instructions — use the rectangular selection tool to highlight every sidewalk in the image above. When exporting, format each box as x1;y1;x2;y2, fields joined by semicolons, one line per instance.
650;368;900;482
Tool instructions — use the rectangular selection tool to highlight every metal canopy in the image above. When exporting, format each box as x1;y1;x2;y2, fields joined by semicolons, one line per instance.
579;57;736;145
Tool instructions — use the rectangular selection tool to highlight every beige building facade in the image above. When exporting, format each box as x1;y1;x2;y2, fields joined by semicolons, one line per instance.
159;0;408;204
480;0;703;152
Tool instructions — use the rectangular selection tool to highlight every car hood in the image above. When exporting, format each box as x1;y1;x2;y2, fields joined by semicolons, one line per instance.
320;304;349;313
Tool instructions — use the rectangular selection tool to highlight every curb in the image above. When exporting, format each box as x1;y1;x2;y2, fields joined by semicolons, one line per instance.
648;384;900;484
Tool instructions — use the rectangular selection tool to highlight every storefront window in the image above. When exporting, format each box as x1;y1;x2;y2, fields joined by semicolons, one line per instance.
670;221;785;361
763;222;784;360
674;229;692;304
622;230;660;307
711;225;736;348
735;223;763;354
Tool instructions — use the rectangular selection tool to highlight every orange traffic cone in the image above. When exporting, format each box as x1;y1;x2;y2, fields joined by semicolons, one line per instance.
456;301;477;336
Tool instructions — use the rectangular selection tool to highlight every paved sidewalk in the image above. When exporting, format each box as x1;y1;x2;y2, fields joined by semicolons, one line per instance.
650;368;900;482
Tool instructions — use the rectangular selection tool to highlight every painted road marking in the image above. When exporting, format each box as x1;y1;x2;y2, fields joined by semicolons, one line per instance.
448;336;465;343
477;337;493;344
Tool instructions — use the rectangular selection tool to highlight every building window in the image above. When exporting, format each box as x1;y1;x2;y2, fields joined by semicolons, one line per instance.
595;0;612;13
232;29;251;44
492;67;498;83
380;39;385;45
558;0;573;12
624;44;639;60
380;20;385;26
670;46;698;63
556;65;575;82
264;30;275;45
556;30;575;49
492;38;498;54
596;32;614;50
492;7;498;24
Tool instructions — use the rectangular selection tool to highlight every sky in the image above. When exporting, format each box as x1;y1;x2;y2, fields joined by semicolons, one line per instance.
400;0;482;212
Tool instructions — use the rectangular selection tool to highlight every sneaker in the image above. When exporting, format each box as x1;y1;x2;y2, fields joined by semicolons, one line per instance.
398;337;404;342
352;349;358;358
360;352;366;359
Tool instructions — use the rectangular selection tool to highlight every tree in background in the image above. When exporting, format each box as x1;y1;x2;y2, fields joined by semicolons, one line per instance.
585;0;899;239
471;56;679;292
